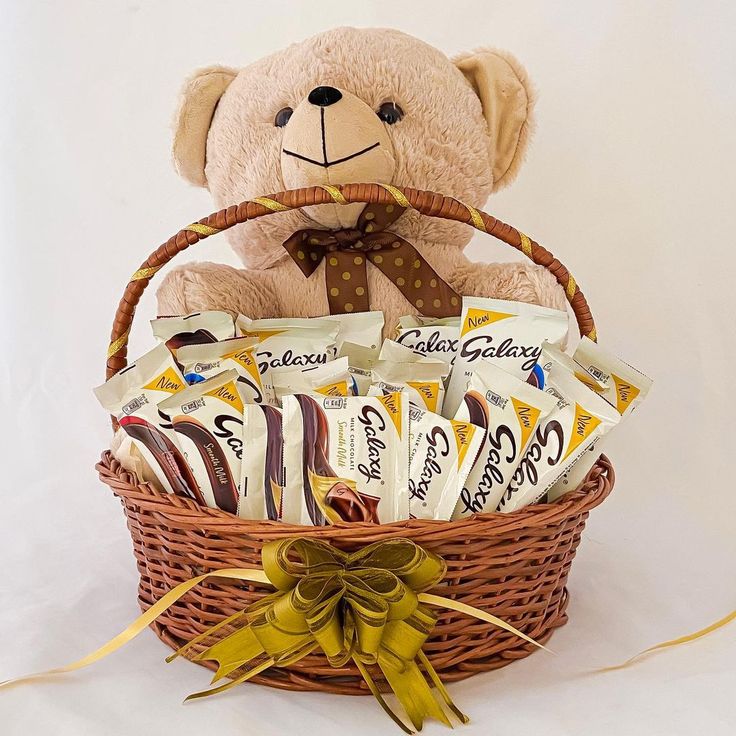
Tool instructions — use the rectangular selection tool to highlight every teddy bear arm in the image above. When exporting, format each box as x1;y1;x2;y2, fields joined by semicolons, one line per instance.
451;260;568;312
156;261;282;318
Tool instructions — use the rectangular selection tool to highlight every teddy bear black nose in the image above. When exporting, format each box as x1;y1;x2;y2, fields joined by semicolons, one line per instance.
308;86;343;107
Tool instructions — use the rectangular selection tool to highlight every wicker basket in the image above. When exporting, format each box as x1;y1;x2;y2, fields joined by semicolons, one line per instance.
97;183;615;695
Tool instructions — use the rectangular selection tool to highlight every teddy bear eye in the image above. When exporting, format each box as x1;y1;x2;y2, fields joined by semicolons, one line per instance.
274;107;294;127
377;102;404;124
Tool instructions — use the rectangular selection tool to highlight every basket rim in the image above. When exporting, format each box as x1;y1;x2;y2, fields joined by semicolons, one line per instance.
97;450;614;537
106;182;597;383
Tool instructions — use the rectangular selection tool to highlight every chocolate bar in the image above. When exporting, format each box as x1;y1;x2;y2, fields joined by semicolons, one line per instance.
445;297;569;417
451;360;558;518
408;406;483;520
281;392;409;525
500;363;621;512
158;369;245;514
93;343;203;503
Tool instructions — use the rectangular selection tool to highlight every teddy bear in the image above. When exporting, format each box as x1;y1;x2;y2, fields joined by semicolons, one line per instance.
156;27;566;329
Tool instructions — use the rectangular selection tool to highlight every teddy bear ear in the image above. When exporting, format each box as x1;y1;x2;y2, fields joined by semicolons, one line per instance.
454;49;536;192
172;65;238;187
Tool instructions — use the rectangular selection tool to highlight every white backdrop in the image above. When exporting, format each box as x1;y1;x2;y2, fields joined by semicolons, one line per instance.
1;1;734;734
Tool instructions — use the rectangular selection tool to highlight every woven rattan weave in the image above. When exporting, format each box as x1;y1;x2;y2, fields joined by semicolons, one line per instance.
98;183;614;693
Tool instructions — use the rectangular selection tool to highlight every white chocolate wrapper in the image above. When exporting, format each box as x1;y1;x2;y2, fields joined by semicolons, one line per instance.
452;360;559;518
445;297;569;418
395;316;460;366
281;392;409;525
340;341;378;396
408;406;483;521
271;357;352;403
572;336;653;417
236;315;337;335
530;341;608;502
368;358;448;414
93;343;202;501
548;339;653;501
499;363;621;512
177;337;267;404
151;311;235;355
238;404;283;520
158;369;245;515
546;438;606;502
327;311;384;360
528;340;607;394
379;339;432;362
369;345;450;412
110;428;160;488
234;318;339;405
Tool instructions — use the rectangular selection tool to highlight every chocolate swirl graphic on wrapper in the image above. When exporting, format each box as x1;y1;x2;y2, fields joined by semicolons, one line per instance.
295;394;380;525
455;391;493;516
463;391;490;434
165;329;219;373
259;404;284;521
118;415;204;505
164;328;217;353
171;415;240;514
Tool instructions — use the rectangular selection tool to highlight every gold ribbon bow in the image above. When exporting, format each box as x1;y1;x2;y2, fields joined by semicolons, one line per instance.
4;538;735;731
0;537;547;733
283;203;462;317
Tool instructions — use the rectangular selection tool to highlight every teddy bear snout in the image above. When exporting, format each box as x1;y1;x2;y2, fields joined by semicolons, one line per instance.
307;86;343;107
280;87;396;228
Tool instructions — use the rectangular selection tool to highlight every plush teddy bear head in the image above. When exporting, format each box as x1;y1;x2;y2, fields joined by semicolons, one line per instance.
173;27;535;270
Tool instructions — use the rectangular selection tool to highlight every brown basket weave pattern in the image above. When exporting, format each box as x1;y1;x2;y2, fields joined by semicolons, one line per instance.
97;183;614;694
97;452;613;694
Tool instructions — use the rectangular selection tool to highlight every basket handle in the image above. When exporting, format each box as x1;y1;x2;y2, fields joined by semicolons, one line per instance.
106;183;596;380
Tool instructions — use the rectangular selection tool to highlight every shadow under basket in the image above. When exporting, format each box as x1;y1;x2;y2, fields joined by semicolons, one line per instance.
98;183;616;695
96;451;614;695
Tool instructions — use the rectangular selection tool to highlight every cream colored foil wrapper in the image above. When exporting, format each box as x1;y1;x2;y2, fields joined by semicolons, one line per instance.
572;336;653;417
281;392;409;525
151;311;236;354
271;357;352;404
408;406;483;521
327;311;384;360
238;404;283;520
368;361;448;414
340;341;378;396
177;337;267;404
369;340;450;413
500;363;621;512
235;316;339;405
236;315;337;333
158;369;245;515
93;343;201;501
110;429;160;488
395;315;460;366
529;340;607;393
378;338;430;362
445;297;569;418
548;338;653;501
451;360;558;519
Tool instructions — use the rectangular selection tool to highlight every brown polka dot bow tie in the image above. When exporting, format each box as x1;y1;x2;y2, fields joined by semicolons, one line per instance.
282;202;462;316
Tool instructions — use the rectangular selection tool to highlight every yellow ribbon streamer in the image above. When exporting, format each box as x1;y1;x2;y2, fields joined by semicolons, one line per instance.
597;608;736;673
0;568;269;689
2;536;733;731
0;538;546;733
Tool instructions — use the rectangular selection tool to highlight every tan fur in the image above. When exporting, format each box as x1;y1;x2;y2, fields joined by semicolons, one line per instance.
173;66;237;187
158;27;565;325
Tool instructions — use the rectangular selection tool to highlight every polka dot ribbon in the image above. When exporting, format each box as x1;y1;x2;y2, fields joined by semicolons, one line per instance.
282;203;461;316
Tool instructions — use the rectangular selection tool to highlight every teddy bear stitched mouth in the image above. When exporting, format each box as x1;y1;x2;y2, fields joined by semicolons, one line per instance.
282;104;381;168
282;141;380;168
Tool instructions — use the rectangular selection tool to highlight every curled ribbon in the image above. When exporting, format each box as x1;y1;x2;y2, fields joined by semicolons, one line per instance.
283;203;462;318
0;537;547;733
